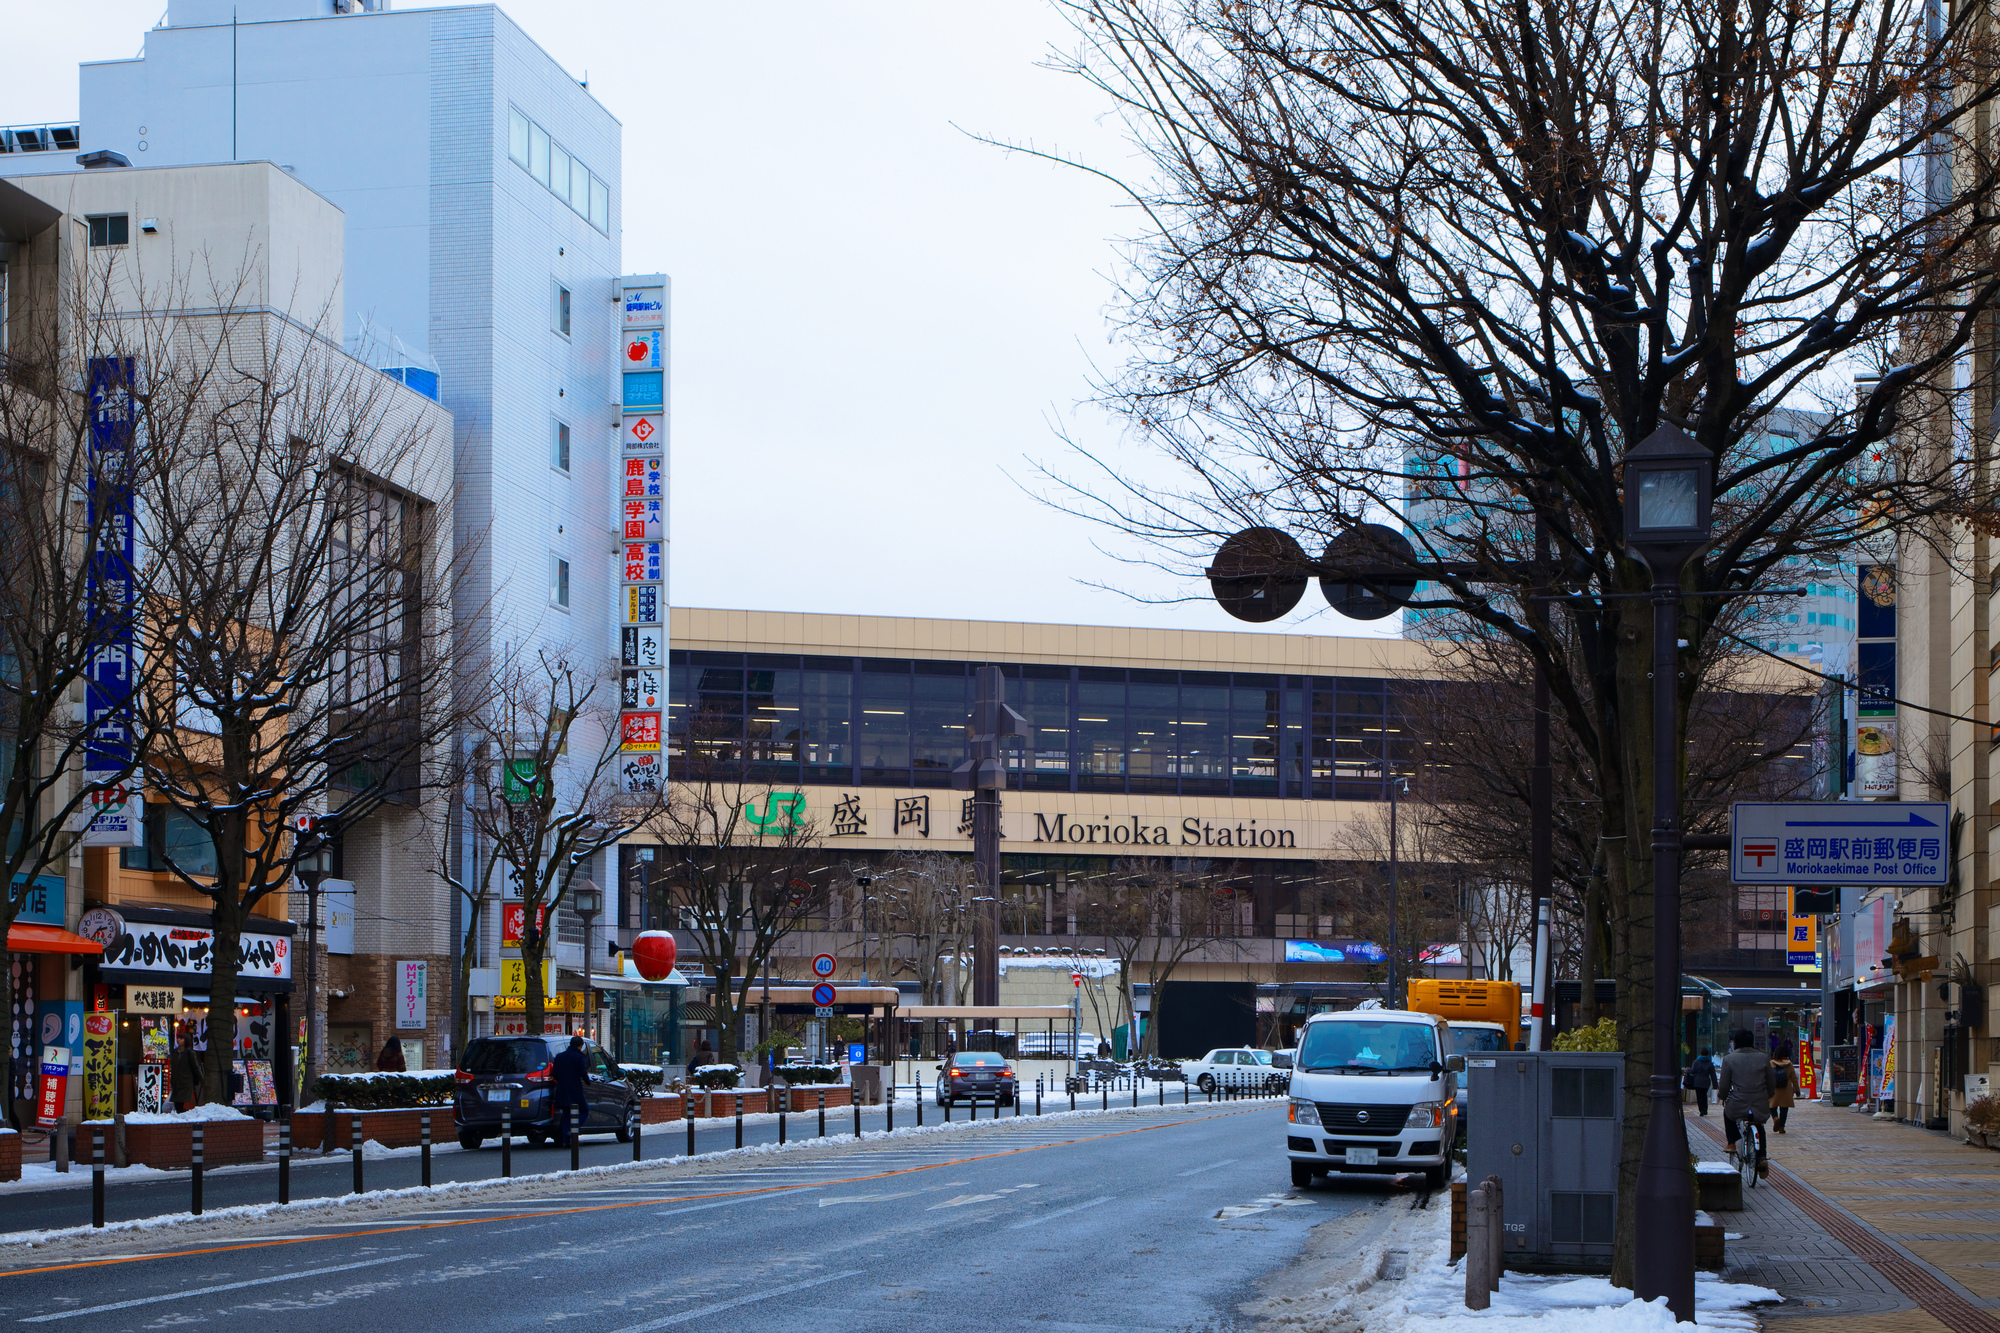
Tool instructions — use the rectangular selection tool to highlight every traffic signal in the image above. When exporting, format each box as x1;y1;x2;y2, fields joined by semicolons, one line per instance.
1791;886;1839;914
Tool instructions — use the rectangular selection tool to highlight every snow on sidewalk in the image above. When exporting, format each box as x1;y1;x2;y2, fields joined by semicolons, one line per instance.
1265;1179;1780;1333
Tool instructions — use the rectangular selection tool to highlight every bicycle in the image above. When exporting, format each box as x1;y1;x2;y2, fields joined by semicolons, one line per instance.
1731;1113;1766;1190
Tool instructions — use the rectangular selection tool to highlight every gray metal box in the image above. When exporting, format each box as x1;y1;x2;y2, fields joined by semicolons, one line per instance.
1466;1051;1625;1271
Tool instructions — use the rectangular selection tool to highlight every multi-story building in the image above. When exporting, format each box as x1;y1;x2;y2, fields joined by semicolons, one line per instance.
0;159;454;1121
3;0;662;1072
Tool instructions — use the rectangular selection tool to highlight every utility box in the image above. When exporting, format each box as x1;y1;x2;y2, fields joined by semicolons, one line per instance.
1466;1052;1625;1272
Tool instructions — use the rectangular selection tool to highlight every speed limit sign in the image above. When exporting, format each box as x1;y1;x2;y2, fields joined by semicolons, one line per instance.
811;953;837;979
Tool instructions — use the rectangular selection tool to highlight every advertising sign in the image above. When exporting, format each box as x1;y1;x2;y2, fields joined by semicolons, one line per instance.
397;960;428;1030
1797;1037;1819;1101
622;413;663;451
620;712;662;751
1879;1013;1898;1102
620;752;662;794
83;1013;117;1120
622;371;664;410
13;872;65;926
97;920;293;981
623;327;664;368
621;668;663;711
1283;939;1388;964
1731;802;1948;886
622;582;662;626
500;958;556;998
83;357;141;847
501;902;547;947
1855;895;1893;988
620;276;669;795
36;1046;70;1127
135;1063;165;1114
323;878;356;956
1855;708;1898;798
622;286;666;328
1786;896;1819;969
38;1001;84;1053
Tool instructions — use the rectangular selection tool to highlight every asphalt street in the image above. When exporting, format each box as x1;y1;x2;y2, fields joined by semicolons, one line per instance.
0;1102;1427;1332
0;1086;1221;1235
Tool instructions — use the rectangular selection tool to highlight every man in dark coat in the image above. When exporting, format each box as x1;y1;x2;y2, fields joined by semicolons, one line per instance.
1684;1048;1717;1117
170;1029;204;1111
551;1035;590;1145
1718;1029;1774;1177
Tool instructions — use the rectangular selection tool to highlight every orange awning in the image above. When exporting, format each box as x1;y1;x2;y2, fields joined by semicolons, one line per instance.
7;923;105;955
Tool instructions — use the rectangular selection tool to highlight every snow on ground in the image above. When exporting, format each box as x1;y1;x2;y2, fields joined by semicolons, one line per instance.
1267;1174;1780;1333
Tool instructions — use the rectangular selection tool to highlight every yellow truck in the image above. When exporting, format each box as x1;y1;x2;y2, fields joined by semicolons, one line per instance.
1405;979;1522;1051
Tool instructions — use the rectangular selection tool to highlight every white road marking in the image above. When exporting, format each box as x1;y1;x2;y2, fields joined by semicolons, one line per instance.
653;1191;818;1218
604;1269;865;1332
1006;1195;1115;1228
818;1190;926;1206
927;1193;1005;1209
22;1254;416;1322
1176;1158;1237;1176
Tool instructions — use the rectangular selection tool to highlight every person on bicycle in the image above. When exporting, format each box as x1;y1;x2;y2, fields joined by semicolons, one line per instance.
1717;1029;1772;1176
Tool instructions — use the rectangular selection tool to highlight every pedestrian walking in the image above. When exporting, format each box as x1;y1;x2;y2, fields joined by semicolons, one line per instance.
1769;1051;1796;1133
552;1035;590;1146
169;1029;204;1111
1718;1029;1774;1176
1684;1048;1717;1117
375;1037;407;1072
687;1038;712;1081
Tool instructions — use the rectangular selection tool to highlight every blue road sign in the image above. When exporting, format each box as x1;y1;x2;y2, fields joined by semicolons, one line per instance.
812;982;837;1008
1730;802;1949;887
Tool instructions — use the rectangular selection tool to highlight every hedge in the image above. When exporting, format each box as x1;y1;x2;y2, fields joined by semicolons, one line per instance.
777;1064;840;1085
621;1065;667;1092
692;1065;741;1090
314;1073;456;1110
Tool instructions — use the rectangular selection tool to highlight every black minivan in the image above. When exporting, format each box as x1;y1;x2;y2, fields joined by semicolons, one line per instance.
453;1035;639;1149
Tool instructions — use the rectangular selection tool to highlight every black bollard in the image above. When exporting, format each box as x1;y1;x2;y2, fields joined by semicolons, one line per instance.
569;1106;580;1172
686;1104;695;1158
917;1083;924;1127
420;1111;431;1188
1036;1084;1042;1116
278;1117;291;1204
1102;1084;1108;1112
943;1089;951;1123
818;1089;826;1138
779;1103;787;1145
91;1126;105;1228
735;1099;743;1150
1133;1079;1139;1109
501;1108;513;1178
352;1114;365;1194
886;1085;894;1133
969;1095;977;1122
854;1094;862;1139
633;1107;642;1162
191;1125;204;1216
1070;1083;1076;1112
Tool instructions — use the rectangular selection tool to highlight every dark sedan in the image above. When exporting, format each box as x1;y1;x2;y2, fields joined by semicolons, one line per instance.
453;1035;639;1149
936;1052;1017;1107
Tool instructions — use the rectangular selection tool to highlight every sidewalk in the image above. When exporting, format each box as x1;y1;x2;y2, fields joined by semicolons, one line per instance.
1688;1098;2000;1333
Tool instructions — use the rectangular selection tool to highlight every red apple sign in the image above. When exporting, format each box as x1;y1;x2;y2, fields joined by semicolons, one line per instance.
632;930;677;982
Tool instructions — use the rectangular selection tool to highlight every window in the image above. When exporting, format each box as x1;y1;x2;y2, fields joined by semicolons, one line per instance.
551;419;570;472
329;470;425;798
119;805;220;876
550;555;570;609
87;213;129;247
506;106;612;236
553;282;571;337
508;108;530;167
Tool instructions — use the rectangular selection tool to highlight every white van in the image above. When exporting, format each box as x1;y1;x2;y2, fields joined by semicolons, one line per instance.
1284;1009;1462;1189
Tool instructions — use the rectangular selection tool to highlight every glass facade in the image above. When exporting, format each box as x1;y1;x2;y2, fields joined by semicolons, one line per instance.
669;651;1416;800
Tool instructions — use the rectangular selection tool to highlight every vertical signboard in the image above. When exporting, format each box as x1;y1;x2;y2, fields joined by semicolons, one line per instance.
619;277;668;794
82;1013;117;1120
397;960;428;1030
1786;891;1819;970
82;357;142;846
36;1046;70;1126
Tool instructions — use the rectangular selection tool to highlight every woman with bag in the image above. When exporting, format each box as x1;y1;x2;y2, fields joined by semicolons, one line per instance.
1769;1052;1797;1132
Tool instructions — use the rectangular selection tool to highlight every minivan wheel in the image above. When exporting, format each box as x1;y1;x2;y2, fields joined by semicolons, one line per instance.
458;1130;484;1151
1423;1162;1449;1190
616;1104;637;1143
1291;1162;1315;1189
525;1129;548;1148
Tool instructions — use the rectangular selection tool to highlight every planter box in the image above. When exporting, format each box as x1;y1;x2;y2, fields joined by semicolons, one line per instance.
123;1119;264;1170
692;1089;768;1118
0;1131;18;1183
1694;1161;1742;1211
1694;1211;1726;1271
292;1108;445;1151
778;1085;852;1112
640;1094;685;1125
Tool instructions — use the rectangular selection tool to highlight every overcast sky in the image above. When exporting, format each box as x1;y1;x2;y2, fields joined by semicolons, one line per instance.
2;1;1400;640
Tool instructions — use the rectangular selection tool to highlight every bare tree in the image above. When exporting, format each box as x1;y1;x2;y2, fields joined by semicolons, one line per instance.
128;297;462;1104
459;651;661;1040
1039;0;2000;1279
0;235;178;1115
650;747;827;1065
869;852;977;1007
1326;799;1466;1006
1078;857;1247;1056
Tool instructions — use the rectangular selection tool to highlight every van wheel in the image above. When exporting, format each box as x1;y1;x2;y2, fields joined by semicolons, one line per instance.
1291;1162;1315;1189
458;1130;484;1151
1423;1162;1449;1190
525;1129;548;1148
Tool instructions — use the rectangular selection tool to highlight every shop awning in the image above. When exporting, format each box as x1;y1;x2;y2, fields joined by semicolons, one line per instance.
558;968;640;994
7;923;104;955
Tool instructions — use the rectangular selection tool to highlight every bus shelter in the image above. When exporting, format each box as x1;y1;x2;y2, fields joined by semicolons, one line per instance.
895;1005;1080;1061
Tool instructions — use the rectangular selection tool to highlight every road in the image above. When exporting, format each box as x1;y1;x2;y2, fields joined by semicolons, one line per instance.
0;1102;1429;1332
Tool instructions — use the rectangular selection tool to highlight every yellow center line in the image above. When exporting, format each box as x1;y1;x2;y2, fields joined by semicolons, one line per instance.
0;1105;1272;1279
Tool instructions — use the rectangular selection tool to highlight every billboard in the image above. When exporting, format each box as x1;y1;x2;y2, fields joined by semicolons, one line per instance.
619;279;668;793
82;357;141;846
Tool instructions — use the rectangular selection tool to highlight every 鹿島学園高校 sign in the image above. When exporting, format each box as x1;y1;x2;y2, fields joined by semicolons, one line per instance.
1731;801;1949;886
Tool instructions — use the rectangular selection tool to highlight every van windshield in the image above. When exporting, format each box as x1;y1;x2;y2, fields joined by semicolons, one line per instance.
1298;1021;1438;1073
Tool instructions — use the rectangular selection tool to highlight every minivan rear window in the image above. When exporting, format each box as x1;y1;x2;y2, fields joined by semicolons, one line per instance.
462;1038;553;1074
1450;1026;1509;1053
1298;1021;1438;1072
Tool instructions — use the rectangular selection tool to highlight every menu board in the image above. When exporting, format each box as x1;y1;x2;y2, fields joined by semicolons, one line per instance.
248;1061;276;1106
136;1063;165;1114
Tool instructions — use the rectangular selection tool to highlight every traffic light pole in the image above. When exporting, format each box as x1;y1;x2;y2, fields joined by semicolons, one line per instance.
955;667;1023;1024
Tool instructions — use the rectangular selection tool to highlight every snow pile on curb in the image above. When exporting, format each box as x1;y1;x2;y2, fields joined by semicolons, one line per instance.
1277;1185;1779;1333
110;1105;256;1125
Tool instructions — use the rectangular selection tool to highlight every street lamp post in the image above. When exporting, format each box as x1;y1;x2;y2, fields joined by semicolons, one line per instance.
572;883;603;1047
1622;425;1714;1325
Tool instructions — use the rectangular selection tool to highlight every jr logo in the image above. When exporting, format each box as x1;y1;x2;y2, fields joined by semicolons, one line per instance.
745;792;806;836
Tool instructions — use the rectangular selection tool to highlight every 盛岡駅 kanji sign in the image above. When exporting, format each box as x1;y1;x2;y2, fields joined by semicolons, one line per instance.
1731;802;1949;887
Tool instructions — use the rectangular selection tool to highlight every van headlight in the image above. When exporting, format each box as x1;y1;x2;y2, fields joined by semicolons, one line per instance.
1288;1098;1321;1125
1406;1100;1446;1129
